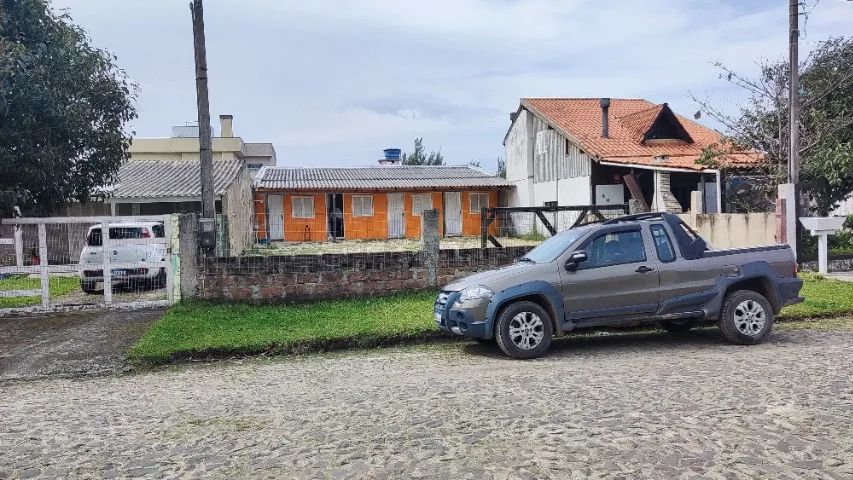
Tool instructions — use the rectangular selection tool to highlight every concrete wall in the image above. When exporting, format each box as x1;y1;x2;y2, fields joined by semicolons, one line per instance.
677;213;778;249
221;166;253;255
129;137;244;162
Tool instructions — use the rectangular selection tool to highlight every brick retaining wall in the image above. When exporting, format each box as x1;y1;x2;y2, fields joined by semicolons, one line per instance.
199;247;533;303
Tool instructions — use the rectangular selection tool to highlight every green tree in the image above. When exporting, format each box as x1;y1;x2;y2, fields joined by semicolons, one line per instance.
401;137;444;165
693;37;853;214
496;156;506;178
0;0;137;216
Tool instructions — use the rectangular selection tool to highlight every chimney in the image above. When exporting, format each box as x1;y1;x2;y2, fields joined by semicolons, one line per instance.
600;98;610;138
378;148;402;166
219;114;233;138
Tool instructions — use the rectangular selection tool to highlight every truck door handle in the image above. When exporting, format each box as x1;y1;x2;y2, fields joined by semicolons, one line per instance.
635;265;654;273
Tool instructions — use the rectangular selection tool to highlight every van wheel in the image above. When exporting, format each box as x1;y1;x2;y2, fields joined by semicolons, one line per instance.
494;301;553;359
80;280;99;294
719;290;774;344
659;318;696;333
150;269;167;289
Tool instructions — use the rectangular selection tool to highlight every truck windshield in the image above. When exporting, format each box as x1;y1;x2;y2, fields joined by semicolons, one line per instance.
522;228;588;263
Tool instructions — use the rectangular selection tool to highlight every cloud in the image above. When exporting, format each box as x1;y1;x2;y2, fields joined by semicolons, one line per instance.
52;0;852;171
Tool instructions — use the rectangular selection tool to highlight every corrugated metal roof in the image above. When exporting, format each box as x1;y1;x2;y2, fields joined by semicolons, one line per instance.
256;165;512;191
109;159;243;199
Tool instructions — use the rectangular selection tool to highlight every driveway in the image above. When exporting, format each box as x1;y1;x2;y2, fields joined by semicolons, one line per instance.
1;325;850;479
0;308;163;380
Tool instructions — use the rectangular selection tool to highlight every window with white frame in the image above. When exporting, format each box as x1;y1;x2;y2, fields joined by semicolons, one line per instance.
411;193;433;216
291;196;315;218
469;192;489;214
352;195;374;217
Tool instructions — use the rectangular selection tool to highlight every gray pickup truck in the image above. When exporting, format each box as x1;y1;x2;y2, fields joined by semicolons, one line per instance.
435;212;803;359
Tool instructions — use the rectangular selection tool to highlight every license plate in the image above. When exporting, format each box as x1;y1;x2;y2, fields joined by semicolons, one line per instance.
434;312;442;324
112;269;127;276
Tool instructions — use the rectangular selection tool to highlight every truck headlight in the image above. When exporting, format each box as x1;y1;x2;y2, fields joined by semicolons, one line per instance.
458;286;494;303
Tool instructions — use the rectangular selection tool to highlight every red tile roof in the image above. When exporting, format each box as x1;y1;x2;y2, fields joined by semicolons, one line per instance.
518;98;761;171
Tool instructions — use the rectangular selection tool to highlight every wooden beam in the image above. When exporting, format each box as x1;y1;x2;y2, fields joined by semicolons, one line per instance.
535;211;557;236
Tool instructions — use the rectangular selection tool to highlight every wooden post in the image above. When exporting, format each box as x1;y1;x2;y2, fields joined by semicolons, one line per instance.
37;224;49;308
480;208;488;249
190;0;216;222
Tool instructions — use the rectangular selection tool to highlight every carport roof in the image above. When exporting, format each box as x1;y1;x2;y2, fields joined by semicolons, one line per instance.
255;165;513;191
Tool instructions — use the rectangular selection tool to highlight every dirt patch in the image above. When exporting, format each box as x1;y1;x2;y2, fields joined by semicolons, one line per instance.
0;308;164;381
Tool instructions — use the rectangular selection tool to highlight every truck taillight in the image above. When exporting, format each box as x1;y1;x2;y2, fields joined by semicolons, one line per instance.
142;228;151;238
792;262;798;278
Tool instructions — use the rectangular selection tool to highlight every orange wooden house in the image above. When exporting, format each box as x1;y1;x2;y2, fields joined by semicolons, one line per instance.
253;165;512;242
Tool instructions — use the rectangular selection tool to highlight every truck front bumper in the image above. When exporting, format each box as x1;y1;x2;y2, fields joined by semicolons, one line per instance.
434;291;491;340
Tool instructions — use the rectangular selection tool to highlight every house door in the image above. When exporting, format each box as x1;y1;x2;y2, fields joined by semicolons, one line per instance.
387;193;404;238
704;182;719;213
327;193;345;239
267;194;284;241
444;192;462;236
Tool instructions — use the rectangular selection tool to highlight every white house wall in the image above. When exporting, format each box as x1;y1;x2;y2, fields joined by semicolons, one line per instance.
504;107;596;234
505;109;534;208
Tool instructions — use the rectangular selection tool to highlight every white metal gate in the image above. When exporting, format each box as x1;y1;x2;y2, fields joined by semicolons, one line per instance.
0;215;175;314
444;192;462;236
387;193;404;238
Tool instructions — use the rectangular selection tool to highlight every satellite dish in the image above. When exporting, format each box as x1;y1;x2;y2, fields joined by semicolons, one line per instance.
694;110;702;120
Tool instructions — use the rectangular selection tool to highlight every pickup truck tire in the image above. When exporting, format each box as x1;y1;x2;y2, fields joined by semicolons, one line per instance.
659;318;696;333
494;301;553;359
719;290;774;344
80;280;99;295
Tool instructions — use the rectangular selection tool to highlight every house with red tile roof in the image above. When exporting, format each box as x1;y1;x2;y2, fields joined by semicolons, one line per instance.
503;98;762;213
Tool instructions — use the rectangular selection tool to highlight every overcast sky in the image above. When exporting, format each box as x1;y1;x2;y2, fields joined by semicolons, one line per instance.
52;0;853;171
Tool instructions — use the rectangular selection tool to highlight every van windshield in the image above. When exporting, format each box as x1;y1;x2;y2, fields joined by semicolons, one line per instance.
521;228;589;263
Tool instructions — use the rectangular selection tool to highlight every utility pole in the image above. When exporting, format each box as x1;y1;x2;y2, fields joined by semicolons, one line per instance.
190;0;215;220
788;0;802;260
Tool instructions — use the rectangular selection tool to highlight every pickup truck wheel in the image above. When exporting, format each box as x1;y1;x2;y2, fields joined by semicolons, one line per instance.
719;290;774;344
659;318;696;333
494;301;553;359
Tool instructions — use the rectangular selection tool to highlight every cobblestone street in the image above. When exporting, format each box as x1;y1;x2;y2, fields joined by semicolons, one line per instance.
1;326;851;479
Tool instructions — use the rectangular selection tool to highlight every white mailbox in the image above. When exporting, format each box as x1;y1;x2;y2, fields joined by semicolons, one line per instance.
799;216;847;275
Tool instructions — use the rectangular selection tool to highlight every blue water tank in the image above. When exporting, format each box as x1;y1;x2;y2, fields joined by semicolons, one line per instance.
383;148;401;160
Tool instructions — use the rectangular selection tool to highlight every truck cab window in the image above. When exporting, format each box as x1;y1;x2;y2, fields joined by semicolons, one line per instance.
650;224;676;262
582;230;646;269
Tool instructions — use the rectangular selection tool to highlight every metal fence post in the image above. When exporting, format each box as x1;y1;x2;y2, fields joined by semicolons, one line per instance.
164;214;175;304
14;226;23;267
37;224;49;308
102;217;112;304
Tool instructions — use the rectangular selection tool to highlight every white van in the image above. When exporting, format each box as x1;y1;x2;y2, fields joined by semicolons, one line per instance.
78;222;166;293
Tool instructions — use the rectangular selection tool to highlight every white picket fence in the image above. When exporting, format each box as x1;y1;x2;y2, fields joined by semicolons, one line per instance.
0;215;176;314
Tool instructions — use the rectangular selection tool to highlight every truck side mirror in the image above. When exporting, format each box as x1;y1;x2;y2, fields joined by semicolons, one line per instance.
565;251;587;271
